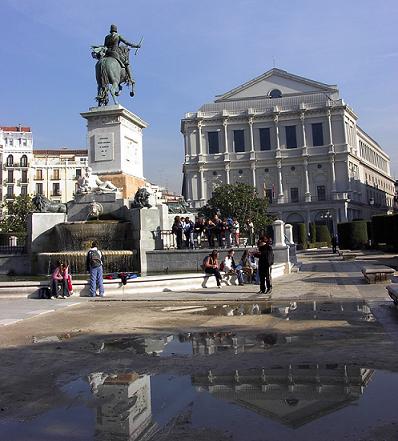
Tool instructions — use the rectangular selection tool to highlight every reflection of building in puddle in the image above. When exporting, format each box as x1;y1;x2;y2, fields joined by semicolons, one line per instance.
197;300;376;322
271;300;375;322
89;372;157;440
98;335;174;356
179;332;280;355
192;364;374;428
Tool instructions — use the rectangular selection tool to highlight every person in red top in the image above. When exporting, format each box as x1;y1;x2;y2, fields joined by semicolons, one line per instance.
51;261;70;299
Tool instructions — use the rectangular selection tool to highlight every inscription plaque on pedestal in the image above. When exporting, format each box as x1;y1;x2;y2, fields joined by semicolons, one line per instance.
94;134;114;162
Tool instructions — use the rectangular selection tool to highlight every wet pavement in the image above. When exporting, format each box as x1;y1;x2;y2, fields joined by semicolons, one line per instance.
2;367;398;441
1;250;398;440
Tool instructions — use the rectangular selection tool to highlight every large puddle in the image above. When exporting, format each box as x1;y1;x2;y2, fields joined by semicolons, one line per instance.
180;300;376;322
2;365;398;440
97;331;336;356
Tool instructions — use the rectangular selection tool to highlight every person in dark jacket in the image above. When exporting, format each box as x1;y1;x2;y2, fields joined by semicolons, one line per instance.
203;249;222;288
172;216;183;249
256;236;274;294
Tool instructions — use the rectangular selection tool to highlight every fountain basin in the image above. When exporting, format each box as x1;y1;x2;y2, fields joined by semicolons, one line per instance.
36;250;136;275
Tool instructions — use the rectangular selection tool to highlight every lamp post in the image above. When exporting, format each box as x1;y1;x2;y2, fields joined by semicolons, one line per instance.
320;210;333;236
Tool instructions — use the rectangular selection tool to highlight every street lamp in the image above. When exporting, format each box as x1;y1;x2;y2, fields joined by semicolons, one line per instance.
320;210;333;235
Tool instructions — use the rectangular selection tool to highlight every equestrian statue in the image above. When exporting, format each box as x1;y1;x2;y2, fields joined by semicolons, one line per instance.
91;24;142;106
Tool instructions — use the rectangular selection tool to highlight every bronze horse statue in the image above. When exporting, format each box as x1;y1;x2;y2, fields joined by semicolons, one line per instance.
92;46;134;107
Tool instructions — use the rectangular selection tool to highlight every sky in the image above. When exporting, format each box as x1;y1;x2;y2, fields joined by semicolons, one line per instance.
1;0;397;192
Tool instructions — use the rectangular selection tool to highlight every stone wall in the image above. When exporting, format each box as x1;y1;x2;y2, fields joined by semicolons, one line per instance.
0;254;31;275
145;247;293;274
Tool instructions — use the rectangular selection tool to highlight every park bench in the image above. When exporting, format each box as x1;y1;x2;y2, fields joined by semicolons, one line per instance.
386;284;398;307
361;265;395;284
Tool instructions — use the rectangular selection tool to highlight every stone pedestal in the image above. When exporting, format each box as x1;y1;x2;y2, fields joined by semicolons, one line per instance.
67;192;128;222
27;212;67;254
285;224;294;244
273;219;286;247
81;105;148;199
130;208;160;274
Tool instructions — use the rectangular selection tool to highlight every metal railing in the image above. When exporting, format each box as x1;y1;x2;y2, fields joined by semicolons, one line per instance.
0;233;27;254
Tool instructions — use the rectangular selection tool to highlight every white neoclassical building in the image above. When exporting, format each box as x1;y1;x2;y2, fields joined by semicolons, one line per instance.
0;126;88;207
181;68;395;233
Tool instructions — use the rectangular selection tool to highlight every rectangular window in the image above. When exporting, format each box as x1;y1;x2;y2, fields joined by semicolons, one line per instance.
53;169;60;180
36;183;43;195
36;169;43;180
233;130;245;152
21;185;28;196
207;132;219;154
259;128;271;151
285;126;297;148
75;168;82;178
21;170;28;183
7;170;13;183
317;185;326;201
290;187;299;203
6;185;14;198
312;123;324;146
264;188;273;204
52;183;61;196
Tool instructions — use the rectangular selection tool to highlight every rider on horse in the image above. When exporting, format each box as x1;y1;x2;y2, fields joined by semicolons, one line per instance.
104;24;141;90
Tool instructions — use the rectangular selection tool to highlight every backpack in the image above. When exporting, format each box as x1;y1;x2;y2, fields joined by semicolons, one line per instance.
38;286;51;299
89;249;102;268
201;256;210;270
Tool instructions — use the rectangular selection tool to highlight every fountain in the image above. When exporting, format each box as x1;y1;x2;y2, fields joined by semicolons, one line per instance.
35;220;136;274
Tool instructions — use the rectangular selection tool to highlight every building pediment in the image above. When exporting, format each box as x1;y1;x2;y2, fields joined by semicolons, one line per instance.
215;68;338;102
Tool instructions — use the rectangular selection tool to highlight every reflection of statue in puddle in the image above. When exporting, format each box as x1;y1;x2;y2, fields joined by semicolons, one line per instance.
88;372;157;440
192;364;374;428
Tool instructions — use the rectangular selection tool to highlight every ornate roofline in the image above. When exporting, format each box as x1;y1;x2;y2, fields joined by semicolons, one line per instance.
215;68;338;102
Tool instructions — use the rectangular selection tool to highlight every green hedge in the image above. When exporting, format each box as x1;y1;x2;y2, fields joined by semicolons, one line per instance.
316;225;331;244
337;220;369;250
309;223;316;242
371;214;398;249
297;223;307;248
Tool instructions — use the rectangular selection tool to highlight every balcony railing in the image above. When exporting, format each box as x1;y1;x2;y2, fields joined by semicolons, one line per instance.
34;176;44;181
51;192;62;197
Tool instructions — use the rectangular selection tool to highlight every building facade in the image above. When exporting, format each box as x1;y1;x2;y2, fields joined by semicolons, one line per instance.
181;69;395;233
31;149;88;203
0;126;88;206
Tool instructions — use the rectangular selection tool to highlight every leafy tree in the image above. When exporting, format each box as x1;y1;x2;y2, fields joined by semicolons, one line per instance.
0;195;34;233
198;183;273;233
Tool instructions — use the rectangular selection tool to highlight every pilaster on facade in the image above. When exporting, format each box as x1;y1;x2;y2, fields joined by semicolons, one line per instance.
197;120;204;156
223;118;229;154
248;117;255;152
300;112;307;149
273;114;281;151
303;158;312;202
276;159;284;203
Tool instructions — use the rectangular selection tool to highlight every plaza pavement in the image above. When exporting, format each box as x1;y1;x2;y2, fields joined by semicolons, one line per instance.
0;249;395;326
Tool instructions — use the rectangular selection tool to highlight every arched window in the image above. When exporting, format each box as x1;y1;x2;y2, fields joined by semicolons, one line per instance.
6;155;13;167
269;89;282;99
20;155;28;167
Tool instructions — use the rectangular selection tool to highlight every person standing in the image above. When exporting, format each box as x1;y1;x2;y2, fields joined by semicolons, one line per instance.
183;216;195;249
232;218;240;247
257;236;274;294
172;216;183;249
331;235;338;254
245;218;255;246
86;241;105;297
